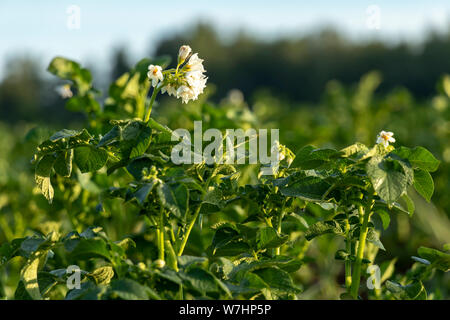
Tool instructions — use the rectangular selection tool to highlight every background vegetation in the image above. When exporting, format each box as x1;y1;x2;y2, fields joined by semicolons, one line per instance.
0;24;449;299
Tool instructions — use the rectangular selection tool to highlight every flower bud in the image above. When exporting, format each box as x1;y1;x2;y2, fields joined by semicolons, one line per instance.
178;45;192;64
154;259;165;269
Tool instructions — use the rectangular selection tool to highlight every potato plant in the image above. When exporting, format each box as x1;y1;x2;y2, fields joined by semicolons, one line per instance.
0;46;448;300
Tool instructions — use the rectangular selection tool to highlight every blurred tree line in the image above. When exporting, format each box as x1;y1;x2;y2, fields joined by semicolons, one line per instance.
2;23;450;125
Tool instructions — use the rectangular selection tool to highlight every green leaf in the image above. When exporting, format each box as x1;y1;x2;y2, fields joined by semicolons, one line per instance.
157;182;189;219
35;154;56;203
393;146;440;172
291;145;338;169
335;249;352;261
228;257;302;281
252;267;302;294
339;142;369;158
177;255;208;269
209;224;251;257
49;129;91;142
256;227;288;250
54;149;74;177
201;187;224;214
48;57;92;95
305;220;343;241
89;266;114;285
280;176;331;202
375;209;391;230
130;126;152;158
20;250;47;300
413;169;434;202
133;181;157;205
366;228;385;250
68;238;112;261
98;125;121;147
386;280;427;300
74;146;108;173
417;246;450;272
401;193;415;216
367;156;408;204
109;279;149;300
36;272;58;296
179;267;221;296
65;95;100;114
14;281;33;300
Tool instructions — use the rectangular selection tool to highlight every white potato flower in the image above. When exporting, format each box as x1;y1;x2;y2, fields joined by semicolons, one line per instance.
147;64;164;87
376;130;396;147
55;84;73;99
178;45;192;63
161;83;177;97
185;53;205;74
186;71;207;95
176;85;197;104
157;46;207;104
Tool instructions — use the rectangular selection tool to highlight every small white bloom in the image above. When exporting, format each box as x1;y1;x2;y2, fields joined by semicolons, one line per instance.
185;53;205;74
178;45;192;63
186;71;208;95
55;84;73;99
177;85;197;104
147;64;164;87
376;130;396;147
161;83;177;97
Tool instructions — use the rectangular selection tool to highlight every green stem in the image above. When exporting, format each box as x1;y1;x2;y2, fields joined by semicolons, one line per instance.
177;205;202;256
344;218;352;290
177;166;217;256
275;202;286;255
350;205;370;299
144;85;162;122
165;240;179;272
345;238;352;290
158;207;165;261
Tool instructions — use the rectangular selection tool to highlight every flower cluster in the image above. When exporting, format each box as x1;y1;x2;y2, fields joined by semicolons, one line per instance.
376;130;395;147
147;45;208;104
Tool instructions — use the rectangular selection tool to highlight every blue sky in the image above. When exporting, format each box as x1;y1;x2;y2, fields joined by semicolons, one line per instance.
0;0;449;78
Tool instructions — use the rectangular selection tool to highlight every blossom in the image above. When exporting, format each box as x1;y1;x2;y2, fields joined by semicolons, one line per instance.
186;71;207;95
178;45;192;63
158;46;208;104
161;83;177;97
185;53;205;74
376;130;395;147
147;64;163;87
176;85;197;104
55;84;73;99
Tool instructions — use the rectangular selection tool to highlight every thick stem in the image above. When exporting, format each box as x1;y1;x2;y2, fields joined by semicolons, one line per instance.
350;205;370;299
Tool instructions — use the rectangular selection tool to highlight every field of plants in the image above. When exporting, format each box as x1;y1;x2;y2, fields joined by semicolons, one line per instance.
0;44;449;301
